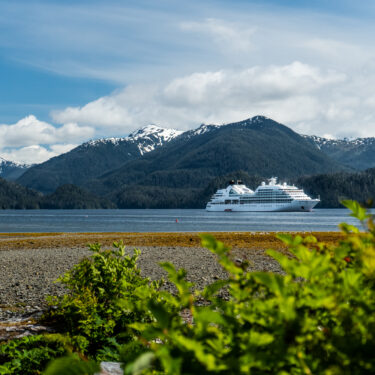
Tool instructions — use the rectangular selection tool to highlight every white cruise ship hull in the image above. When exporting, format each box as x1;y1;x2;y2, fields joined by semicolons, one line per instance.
206;199;319;212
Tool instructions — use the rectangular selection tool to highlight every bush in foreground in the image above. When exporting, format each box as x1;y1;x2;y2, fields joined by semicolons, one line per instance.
120;201;375;374
2;200;375;374
0;335;70;375
43;242;162;360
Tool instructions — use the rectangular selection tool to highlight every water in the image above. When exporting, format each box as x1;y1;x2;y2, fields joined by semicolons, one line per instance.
0;208;368;233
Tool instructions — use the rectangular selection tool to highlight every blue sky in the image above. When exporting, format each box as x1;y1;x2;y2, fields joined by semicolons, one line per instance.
1;0;375;163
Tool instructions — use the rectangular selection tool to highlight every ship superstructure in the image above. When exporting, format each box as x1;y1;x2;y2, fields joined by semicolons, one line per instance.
206;178;320;212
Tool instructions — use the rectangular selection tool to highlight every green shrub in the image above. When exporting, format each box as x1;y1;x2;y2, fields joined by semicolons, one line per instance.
33;200;375;374
44;242;162;360
0;334;70;375
122;200;375;374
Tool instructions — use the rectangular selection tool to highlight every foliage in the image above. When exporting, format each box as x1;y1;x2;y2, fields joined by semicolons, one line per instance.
0;334;70;375
44;242;161;360
296;168;375;208
40;184;115;209
43;355;99;375
6;200;375;374
122;200;375;374
0;178;113;209
0;177;41;209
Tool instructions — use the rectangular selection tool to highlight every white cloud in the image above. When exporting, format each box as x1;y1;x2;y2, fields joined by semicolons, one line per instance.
53;61;361;137
0;144;77;164
51;97;133;129
0;115;94;149
0;115;93;164
180;18;256;53
3;3;375;165
304;38;360;60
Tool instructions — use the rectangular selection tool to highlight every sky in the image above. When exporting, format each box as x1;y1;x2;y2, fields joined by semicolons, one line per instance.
1;0;375;164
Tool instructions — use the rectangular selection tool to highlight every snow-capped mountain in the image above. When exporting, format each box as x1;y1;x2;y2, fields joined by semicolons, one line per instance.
184;123;220;138
183;116;272;139
303;135;375;170
82;125;183;155
17;124;184;193
0;157;31;180
127;125;183;155
303;134;375;148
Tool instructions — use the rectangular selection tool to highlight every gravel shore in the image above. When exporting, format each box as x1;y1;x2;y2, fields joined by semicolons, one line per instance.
0;245;282;319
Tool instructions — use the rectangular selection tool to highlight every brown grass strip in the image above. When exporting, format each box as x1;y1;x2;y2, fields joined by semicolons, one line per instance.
0;232;344;253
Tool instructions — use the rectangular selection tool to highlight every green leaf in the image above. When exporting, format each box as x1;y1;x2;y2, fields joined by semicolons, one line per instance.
266;249;291;270
249;331;274;346
160;262;178;277
200;234;230;256
341;200;370;221
202;279;229;299
195;307;226;325
173;335;224;371
125;352;155;375
253;272;286;297
339;222;360;234
276;233;294;245
147;300;171;329
43;355;99;375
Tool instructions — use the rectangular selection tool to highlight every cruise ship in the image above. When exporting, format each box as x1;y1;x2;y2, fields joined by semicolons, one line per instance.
206;178;320;212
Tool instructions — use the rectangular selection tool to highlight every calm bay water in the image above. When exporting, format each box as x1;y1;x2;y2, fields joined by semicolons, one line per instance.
0;208;368;233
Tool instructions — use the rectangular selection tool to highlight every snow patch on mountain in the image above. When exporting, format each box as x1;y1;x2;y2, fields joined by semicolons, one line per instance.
128;125;183;155
192;124;220;136
84;137;122;147
303;134;375;149
0;157;32;180
0;157;30;172
128;125;183;142
81;125;183;155
243;115;271;125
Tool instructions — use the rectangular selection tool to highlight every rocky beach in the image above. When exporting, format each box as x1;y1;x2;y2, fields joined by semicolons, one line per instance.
0;231;343;318
0;231;346;373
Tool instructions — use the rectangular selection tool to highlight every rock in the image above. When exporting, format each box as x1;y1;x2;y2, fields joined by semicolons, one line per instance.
97;362;123;375
0;319;55;342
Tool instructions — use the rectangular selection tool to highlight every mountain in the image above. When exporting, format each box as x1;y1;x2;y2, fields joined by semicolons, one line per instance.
16;116;348;208
88;116;346;206
17;125;183;193
0;157;31;180
303;135;375;170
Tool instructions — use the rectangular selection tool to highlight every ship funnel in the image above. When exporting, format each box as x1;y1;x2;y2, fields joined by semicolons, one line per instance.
268;177;277;186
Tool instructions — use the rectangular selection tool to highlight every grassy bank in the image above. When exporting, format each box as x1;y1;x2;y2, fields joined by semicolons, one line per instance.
0;231;344;252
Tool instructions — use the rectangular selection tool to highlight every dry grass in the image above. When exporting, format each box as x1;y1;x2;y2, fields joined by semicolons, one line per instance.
0;232;344;253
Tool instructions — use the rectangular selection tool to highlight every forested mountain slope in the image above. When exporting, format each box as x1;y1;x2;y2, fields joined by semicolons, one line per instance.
17;125;182;193
91;116;344;199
